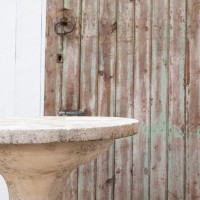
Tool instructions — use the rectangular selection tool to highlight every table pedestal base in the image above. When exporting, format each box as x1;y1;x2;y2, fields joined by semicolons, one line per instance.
7;172;70;200
0;140;113;200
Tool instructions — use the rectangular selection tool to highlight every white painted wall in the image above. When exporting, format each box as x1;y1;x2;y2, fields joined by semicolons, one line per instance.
0;0;46;199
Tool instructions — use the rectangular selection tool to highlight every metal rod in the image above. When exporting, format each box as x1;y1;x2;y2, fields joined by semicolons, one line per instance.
58;111;85;116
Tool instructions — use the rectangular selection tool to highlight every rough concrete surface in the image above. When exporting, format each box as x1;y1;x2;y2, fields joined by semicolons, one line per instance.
0;117;139;144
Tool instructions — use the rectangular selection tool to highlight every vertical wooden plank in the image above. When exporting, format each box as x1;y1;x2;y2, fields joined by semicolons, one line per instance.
62;0;81;199
168;0;186;199
96;0;116;199
114;0;134;199
65;172;78;200
132;0;151;199
0;0;16;116
15;0;43;116
98;0;116;118
150;0;169;199
78;0;98;199
62;1;81;112
44;0;64;116
186;0;200;199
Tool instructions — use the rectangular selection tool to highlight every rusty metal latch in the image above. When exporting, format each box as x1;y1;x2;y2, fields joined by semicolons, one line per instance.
58;111;85;116
54;17;75;36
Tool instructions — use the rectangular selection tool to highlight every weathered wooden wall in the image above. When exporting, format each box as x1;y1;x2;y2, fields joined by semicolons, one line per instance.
45;0;200;199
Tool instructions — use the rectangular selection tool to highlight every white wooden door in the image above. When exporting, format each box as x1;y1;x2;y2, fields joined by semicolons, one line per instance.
0;0;46;199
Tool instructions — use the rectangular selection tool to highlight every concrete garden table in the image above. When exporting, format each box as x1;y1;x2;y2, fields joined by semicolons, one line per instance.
0;117;139;200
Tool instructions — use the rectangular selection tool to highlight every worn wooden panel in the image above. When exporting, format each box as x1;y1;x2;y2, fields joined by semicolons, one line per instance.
168;0;186;199
62;1;81;112
132;0;151;199
44;0;64;115
64;172;78;200
78;0;98;199
44;0;200;199
62;1;81;199
150;0;169;199
96;0;116;199
114;0;134;199
186;0;200;199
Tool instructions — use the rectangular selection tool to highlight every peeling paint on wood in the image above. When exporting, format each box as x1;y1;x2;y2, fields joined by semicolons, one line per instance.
78;0;99;199
150;0;169;199
62;0;81;112
62;0;81;199
132;0;151;199
45;0;63;115
44;0;200;199
186;0;200;199
96;0;116;199
114;0;134;199
168;0;186;199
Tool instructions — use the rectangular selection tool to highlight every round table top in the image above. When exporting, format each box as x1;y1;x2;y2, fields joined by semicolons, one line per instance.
0;117;139;144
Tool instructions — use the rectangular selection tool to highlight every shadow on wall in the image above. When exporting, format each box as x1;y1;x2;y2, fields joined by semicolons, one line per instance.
0;175;9;200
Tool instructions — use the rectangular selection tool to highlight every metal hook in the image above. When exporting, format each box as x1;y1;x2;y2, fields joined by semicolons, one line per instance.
54;17;75;36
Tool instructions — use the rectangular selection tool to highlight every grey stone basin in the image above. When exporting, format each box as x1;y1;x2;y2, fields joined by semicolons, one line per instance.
0;117;139;200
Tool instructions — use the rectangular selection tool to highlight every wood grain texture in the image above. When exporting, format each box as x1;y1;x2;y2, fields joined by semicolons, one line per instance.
150;0;169;199
186;0;200;199
78;0;98;199
168;0;186;199
44;0;64;116
96;0;116;199
64;172;78;200
132;0;151;199
114;0;134;199
62;1;81;199
62;0;81;112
